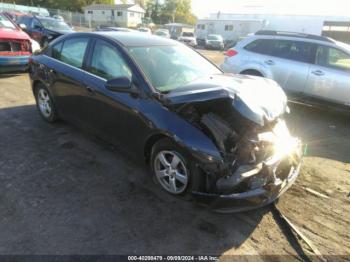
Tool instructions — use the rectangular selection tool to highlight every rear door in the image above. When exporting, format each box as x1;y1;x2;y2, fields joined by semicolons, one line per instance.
262;39;314;95
45;36;91;125
304;45;350;106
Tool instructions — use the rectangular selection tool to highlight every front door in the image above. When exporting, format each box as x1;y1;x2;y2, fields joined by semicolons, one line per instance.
83;38;145;151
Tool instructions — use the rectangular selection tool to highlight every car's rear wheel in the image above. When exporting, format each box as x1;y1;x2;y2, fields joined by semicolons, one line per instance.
150;138;202;195
34;84;58;123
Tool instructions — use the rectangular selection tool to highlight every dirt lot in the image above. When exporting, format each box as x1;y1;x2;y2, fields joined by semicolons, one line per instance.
0;50;349;259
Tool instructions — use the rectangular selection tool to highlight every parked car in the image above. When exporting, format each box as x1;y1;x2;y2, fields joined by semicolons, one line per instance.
205;34;224;50
154;29;170;38
29;32;302;212
52;15;64;21
178;32;197;47
0;12;40;73
16;15;74;47
221;30;350;109
138;27;152;34
2;11;25;23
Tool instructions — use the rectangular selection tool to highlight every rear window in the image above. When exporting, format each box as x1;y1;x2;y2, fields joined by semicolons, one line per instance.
207;35;222;40
51;37;89;68
245;39;314;63
269;40;314;63
244;39;271;55
182;32;194;37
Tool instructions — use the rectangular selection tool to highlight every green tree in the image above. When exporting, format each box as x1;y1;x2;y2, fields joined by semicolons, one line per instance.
145;0;196;25
161;0;196;24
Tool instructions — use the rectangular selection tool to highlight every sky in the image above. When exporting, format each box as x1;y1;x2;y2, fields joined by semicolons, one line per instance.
191;0;350;18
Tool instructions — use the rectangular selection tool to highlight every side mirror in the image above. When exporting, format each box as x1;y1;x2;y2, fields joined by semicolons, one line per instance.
105;77;138;94
18;23;27;30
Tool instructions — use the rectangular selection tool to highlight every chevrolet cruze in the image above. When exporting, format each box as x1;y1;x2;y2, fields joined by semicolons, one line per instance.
29;32;302;212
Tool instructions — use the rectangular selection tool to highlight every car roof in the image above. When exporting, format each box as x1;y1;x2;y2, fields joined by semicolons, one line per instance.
94;31;177;47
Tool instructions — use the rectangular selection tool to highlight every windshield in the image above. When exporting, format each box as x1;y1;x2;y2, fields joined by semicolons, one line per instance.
39;18;71;30
129;45;222;92
207;35;222;40
182;32;194;37
155;30;168;36
0;14;16;29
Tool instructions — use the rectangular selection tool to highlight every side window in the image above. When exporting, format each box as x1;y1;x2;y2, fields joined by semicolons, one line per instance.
60;38;89;68
89;40;132;80
244;39;272;55
51;41;63;60
31;18;41;29
316;46;350;71
18;16;30;27
269;40;313;63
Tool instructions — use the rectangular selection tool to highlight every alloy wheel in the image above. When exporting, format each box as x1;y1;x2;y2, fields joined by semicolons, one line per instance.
37;88;52;118
154;150;189;194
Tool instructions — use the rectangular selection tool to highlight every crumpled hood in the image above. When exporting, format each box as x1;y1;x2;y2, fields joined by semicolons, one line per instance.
164;74;288;126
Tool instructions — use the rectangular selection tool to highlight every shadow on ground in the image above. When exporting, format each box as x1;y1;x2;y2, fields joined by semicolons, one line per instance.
0;104;267;255
287;103;350;163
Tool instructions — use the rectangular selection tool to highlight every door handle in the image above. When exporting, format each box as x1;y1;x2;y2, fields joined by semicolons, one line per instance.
311;70;325;76
265;60;275;65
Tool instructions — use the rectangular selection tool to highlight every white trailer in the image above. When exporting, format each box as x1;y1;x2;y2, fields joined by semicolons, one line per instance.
195;19;266;42
196;13;350;43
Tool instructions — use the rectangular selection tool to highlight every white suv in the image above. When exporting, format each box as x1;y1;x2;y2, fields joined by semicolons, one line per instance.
221;30;350;108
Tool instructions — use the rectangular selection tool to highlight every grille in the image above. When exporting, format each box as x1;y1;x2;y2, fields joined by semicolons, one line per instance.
0;42;11;52
0;40;31;55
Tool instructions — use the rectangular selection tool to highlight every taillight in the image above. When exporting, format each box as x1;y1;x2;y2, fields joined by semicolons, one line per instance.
226;49;238;57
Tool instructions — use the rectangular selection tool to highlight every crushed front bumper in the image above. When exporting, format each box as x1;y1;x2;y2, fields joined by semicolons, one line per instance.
191;144;303;213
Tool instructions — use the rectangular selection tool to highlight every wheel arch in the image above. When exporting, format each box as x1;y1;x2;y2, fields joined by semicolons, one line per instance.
240;69;264;77
144;133;171;164
238;63;272;78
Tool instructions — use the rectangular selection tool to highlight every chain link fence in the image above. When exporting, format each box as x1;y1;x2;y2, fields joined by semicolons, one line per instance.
0;3;124;31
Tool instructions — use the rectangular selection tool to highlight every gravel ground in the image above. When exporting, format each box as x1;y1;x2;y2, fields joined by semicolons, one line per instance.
0;51;349;259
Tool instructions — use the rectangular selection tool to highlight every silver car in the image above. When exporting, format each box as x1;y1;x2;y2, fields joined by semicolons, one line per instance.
206;34;224;50
221;30;350;108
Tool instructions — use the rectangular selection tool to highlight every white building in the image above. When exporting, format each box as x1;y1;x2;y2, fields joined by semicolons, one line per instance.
196;12;350;43
84;4;145;27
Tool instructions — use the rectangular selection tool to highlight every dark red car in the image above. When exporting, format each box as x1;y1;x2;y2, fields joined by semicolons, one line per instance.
0;12;33;73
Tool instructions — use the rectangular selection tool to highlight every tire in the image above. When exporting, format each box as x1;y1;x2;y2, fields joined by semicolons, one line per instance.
150;138;203;195
240;69;263;77
34;83;58;123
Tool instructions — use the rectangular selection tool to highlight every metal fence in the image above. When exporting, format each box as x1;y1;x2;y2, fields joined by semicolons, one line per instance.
0;3;123;31
47;8;92;30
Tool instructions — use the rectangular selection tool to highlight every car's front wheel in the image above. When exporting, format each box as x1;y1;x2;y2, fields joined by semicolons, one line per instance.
150;138;202;195
34;84;58;123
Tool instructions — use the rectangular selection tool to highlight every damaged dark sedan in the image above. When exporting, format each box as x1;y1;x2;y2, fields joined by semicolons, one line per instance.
29;32;303;212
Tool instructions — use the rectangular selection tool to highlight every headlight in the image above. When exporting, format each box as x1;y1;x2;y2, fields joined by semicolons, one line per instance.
258;120;300;159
